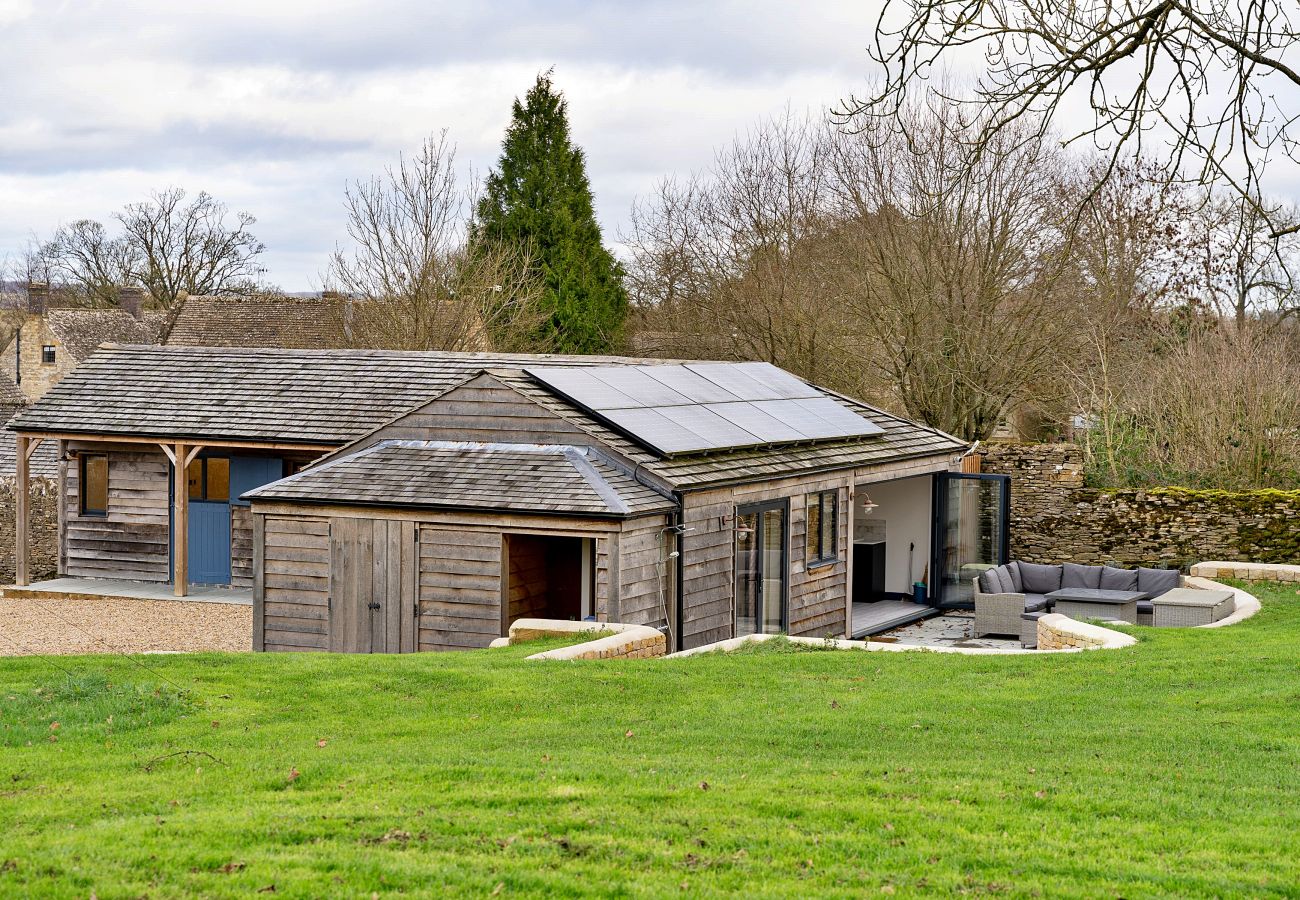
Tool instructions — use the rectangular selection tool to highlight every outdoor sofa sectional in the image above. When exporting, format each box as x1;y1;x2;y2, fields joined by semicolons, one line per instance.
972;561;1182;639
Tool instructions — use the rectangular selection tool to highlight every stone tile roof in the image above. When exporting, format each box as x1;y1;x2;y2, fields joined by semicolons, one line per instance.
44;309;163;362
245;440;676;518
7;345;668;446
162;295;348;349
0;429;59;478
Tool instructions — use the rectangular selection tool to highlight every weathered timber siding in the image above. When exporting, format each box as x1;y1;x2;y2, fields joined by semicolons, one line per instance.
260;514;330;651
231;505;254;589
615;514;670;629
505;534;549;622
679;471;854;650
417;525;502;651
338;373;593;454
64;445;170;582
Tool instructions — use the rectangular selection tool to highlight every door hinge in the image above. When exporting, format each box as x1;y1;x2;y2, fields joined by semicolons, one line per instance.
368;601;381;610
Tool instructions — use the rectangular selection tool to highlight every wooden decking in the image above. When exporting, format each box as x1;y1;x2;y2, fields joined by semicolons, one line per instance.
851;600;935;638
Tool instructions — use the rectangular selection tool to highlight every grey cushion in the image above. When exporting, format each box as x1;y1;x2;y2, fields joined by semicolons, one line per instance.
1024;598;1050;613
1062;563;1103;589
1006;560;1023;592
1018;562;1062;594
1024;593;1048;607
1138;567;1181;598
1021;610;1047;621
978;568;1001;594
1099;565;1139;591
996;565;1017;593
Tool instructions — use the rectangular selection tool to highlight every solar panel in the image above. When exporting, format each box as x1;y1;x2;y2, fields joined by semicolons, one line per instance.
706;401;806;443
525;362;882;456
686;362;820;401
640;365;744;404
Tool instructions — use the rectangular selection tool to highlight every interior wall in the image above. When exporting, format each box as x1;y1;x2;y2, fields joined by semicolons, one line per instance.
506;534;583;623
854;475;932;595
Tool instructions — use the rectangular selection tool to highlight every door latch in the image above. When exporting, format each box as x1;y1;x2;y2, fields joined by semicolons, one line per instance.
367;601;381;610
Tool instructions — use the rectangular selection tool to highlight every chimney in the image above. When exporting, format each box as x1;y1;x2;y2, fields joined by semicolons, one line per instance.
26;281;48;315
119;285;146;318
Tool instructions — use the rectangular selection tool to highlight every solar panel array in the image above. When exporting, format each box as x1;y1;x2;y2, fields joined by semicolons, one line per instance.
526;362;883;456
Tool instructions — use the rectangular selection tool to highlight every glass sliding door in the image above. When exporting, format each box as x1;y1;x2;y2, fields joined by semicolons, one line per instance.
735;500;788;636
931;473;1010;608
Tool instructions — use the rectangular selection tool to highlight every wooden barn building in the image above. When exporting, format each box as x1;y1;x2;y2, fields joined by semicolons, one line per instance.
8;345;1009;653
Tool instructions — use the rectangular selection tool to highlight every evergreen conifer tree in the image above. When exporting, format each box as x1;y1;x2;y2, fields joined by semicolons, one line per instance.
475;71;628;353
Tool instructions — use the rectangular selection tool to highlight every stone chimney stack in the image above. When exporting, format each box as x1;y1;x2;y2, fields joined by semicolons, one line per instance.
119;285;146;318
26;281;48;315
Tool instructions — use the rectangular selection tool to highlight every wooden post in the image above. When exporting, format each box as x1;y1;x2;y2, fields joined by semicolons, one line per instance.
173;441;188;596
15;434;29;586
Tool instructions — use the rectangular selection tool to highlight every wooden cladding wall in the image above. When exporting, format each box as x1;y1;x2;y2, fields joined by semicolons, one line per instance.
231;505;254;589
615;515;670;629
259;515;331;651
417;525;502;652
64;447;170;582
339;373;591;455
679;471;853;650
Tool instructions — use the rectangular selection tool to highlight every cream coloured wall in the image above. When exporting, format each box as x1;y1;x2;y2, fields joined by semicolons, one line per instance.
853;474;932;595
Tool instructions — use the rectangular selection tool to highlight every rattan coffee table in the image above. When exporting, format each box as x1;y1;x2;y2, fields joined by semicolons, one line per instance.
1045;588;1149;625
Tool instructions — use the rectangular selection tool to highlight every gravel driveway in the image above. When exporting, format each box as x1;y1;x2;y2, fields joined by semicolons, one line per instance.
0;595;251;656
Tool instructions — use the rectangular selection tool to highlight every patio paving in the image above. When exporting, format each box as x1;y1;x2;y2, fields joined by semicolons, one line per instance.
874;610;1023;651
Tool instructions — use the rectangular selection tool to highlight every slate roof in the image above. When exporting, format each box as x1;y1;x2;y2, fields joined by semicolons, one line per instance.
9;345;664;446
163;295;348;349
44;309;165;362
245;440;676;518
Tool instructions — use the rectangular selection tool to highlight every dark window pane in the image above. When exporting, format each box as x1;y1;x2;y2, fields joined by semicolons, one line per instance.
187;459;202;500
41;345;56;364
205;458;230;501
806;494;821;562
821;492;836;562
82;455;108;515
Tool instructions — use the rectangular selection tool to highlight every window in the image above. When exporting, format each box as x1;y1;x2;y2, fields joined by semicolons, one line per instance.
186;457;230;502
806;490;838;566
41;345;56;364
80;454;108;516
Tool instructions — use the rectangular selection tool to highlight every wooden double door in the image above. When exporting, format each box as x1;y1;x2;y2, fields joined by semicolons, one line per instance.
328;518;418;653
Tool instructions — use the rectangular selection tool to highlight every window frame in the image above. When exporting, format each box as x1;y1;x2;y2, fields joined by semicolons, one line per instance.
79;453;108;517
187;456;231;503
40;345;56;364
805;489;839;568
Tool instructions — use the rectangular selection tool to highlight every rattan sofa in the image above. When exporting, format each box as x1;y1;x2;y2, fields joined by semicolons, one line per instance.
972;561;1184;637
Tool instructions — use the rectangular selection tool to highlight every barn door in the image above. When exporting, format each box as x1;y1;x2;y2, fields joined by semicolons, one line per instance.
328;518;417;653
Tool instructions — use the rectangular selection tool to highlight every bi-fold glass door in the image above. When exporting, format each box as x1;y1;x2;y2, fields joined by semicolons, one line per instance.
735;499;788;636
930;472;1010;607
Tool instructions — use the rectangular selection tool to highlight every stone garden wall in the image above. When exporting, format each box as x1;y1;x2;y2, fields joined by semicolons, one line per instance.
981;443;1300;568
0;476;59;583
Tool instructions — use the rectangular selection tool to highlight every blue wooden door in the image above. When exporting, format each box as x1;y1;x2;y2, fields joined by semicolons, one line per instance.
189;500;232;585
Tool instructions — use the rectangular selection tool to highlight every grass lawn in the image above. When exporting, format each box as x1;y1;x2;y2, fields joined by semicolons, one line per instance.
2;582;1299;898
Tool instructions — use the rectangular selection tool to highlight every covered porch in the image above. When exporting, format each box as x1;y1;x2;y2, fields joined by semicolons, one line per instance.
847;460;1010;638
11;431;328;598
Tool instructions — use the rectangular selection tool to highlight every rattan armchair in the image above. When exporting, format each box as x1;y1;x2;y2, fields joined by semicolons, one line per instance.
972;577;1033;638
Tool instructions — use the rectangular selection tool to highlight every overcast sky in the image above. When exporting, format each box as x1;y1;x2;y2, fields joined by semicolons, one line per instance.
0;0;892;290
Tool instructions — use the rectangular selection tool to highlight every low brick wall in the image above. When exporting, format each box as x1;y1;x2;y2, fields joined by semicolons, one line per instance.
0;476;59;583
981;443;1300;568
503;618;668;661
1190;561;1300;583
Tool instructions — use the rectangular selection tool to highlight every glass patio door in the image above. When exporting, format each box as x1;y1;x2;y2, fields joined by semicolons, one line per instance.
735;500;788;636
931;473;1010;607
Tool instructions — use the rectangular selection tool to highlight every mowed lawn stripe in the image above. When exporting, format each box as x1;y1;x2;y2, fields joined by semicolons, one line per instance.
0;581;1297;897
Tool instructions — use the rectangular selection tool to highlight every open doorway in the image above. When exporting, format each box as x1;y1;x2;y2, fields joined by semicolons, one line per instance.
502;534;593;630
850;476;935;637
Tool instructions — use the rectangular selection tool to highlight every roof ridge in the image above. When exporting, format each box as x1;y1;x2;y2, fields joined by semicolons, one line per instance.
562;447;631;516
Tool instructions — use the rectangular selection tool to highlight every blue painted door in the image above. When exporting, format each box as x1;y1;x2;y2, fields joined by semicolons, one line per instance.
189;500;232;585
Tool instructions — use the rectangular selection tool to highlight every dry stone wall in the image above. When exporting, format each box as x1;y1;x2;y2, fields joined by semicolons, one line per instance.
981;443;1300;568
0;476;59;583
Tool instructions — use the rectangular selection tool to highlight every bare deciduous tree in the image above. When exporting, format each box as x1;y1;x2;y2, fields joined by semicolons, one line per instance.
327;132;552;353
852;0;1300;238
41;188;265;309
